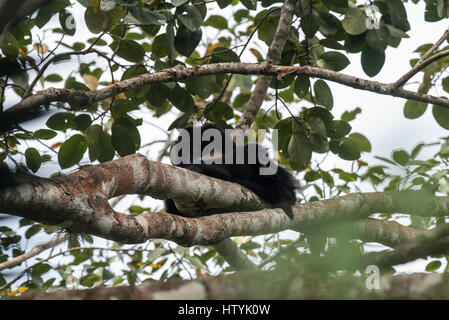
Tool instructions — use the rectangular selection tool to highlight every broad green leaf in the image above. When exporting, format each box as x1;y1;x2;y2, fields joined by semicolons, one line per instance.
168;85;195;112
366;25;389;53
205;102;234;122
110;39;145;63
58;134;88;169
59;10;76;36
404;100;427;119
425;260;442;272
443;77;449;93
85;5;108;34
361;46;385;77
25;148;41;173
393;149;410;166
186;75;216;99
241;0;257;10
330;137;361;161
111;118;141;157
348;133;372;153
204;15;228;30
342;7;367;35
171;0;188;6
314;80;333;110
288;132;312;169
294;75;310;98
86;125;115;162
46;112;75;132
217;0;233;9
432;104;449;130
174;26;202;57
209;47;240;63
45;74;63;82
129;7;166;25
73;114;92;131
176;5;203;31
327;120;351;139
34;129;57;140
317;51;350;71
388;0;410;31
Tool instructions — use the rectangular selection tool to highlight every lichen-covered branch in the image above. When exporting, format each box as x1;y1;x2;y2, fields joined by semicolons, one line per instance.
0;234;68;271
1;154;449;251
6;62;449;126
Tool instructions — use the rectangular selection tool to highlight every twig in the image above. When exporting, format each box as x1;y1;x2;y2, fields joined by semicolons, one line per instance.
394;29;449;89
0;234;69;272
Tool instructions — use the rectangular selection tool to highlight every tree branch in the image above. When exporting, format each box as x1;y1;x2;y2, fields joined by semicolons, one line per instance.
0;233;68;271
6;62;449;126
9;270;449;299
1;154;449;249
394;29;449;88
236;0;297;130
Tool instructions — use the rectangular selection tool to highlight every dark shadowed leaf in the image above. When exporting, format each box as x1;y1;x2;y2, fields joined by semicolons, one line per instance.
174;26;202;57
58;134;88;169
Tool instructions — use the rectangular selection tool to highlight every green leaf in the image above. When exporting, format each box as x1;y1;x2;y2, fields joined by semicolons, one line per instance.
342;7;367;35
314;80;333;110
58;134;88;169
432;104;449;130
425;260;442;272
34;129;57;140
392;149;410;166
110;39;145;63
217;0;233;9
317;51;350;71
174;26;202;57
443;77;449;93
388;0;410;32
204;15;228;30
171;0;188;6
327;120;351;139
31;263;51;276
330;137;361;161
404;100;427;119
209;47;240;63
241;0;257;10
361;46;385;77
341;107;361;122
168;85;195;112
366;25;389;53
45;74;63;82
294;75;310;98
59;10;76;36
73;114;92;131
186;75;216;99
85;5;107;34
176;5;203;31
46;112;75;132
129;7;166;25
111;118;141;157
25;148;41;173
348;133;372;153
205;102;234;122
288;132;312;169
86;125;115;162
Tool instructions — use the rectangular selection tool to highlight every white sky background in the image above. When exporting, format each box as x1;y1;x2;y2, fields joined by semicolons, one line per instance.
3;1;449;282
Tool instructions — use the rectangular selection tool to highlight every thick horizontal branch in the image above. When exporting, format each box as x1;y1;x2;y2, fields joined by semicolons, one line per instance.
1;154;449;248
10;270;449;299
6;62;449;119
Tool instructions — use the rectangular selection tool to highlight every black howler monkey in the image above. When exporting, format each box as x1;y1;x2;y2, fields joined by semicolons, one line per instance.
164;123;299;219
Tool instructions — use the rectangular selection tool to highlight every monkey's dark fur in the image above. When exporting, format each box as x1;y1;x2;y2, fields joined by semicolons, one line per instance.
164;123;299;219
